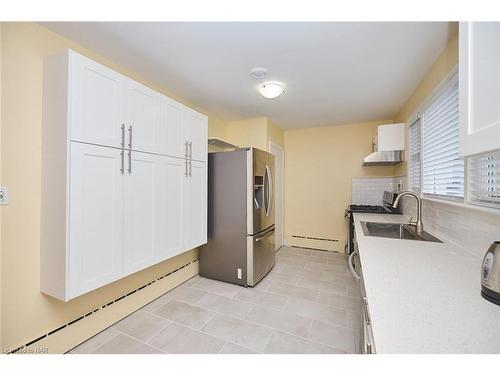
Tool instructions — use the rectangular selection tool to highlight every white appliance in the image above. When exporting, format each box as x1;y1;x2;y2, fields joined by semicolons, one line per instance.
363;123;405;166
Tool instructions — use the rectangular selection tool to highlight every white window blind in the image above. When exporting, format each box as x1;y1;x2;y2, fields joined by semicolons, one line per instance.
408;117;421;192
422;72;464;199
470;150;500;207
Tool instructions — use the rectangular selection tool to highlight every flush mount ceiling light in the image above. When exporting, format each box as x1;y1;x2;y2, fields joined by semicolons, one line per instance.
250;67;268;79
258;82;285;99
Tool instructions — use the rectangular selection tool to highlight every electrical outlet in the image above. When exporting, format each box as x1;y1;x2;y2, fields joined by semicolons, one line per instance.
237;268;242;279
0;187;8;205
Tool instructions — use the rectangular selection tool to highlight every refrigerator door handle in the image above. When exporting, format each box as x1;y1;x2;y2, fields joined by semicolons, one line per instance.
265;164;272;217
255;226;275;242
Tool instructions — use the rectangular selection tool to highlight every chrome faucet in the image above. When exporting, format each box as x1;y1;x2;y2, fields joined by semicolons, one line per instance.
392;191;424;234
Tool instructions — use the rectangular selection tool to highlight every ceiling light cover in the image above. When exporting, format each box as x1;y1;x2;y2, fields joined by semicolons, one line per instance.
258;82;285;99
250;67;268;79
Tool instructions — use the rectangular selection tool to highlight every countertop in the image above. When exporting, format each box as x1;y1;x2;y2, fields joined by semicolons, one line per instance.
353;213;500;353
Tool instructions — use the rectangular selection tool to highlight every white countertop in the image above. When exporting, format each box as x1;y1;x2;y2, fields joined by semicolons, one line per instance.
353;213;500;353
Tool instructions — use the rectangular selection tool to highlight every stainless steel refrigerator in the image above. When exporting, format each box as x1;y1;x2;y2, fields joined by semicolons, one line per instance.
199;148;275;287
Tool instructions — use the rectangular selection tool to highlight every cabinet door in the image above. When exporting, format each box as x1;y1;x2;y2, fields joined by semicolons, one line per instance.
460;22;500;156
69;142;124;298
123;151;157;275
184;109;208;162
126;81;161;154
183;161;207;250
155;155;185;260
159;96;185;158
70;51;125;148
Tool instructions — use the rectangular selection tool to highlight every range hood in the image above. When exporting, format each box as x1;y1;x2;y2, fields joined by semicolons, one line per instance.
363;123;405;166
363;150;403;166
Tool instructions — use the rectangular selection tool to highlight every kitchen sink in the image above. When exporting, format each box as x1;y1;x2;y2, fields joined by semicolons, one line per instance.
360;221;442;243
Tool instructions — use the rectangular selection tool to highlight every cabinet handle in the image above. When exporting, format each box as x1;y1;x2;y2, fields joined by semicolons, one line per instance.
184;141;189;177
120;150;124;174
128;125;133;149
188;142;193;177
121;123;125;148
128;150;132;174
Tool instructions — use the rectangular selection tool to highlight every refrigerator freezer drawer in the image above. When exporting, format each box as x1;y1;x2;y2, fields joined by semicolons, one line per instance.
247;226;275;286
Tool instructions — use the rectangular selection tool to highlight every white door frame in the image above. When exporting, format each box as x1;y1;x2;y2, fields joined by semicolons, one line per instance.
268;141;284;251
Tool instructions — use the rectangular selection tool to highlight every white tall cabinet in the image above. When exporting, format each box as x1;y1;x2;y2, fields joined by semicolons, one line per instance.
41;49;207;301
459;22;500;156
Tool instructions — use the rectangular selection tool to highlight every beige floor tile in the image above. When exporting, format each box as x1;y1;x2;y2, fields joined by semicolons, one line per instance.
347;284;361;297
218;342;257;354
308;320;357;353
183;275;201;287
296;278;347;296
318;291;360;312
152;300;215;329
263;331;345;354
113;310;171;341
201;313;272;352
347;310;362;332
266;270;300;284
69;327;119;354
165;285;207;304
285;298;347;327
274;263;304;276
234;288;288;310
267;281;319;302
196;292;254;319
298;268;325;281
91;333;163;354
148;323;225;354
141;293;171;312
322;272;358;286
191;277;243;298
246;305;312;338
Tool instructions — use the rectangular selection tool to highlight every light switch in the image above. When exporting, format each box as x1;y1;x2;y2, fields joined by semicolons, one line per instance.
0;187;9;205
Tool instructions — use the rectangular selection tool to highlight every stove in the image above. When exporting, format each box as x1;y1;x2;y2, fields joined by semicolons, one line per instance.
348;204;396;213
345;191;402;254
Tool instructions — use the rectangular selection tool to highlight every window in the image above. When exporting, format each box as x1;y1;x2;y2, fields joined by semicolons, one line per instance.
408;116;421;192
421;72;464;199
470;151;500;208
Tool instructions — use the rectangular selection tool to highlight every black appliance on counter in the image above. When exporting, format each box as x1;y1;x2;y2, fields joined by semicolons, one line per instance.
345;191;401;254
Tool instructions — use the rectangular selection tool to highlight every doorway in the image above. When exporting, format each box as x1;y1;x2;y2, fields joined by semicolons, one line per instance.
269;142;284;251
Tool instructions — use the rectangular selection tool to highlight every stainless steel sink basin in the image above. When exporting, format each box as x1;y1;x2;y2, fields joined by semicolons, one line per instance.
360;221;442;243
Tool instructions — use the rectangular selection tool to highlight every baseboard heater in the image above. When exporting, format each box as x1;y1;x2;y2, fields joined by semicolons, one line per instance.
8;259;198;354
291;235;339;243
290;234;344;252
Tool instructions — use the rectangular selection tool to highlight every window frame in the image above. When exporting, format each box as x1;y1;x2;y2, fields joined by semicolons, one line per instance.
406;65;465;202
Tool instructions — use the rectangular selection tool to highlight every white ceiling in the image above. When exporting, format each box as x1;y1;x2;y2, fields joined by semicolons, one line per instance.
41;22;457;129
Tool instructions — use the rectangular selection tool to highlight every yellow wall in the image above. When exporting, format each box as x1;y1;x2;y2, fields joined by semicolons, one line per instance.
284;120;394;251
0;22;222;351
267;118;285;149
225;117;268;151
225;117;284;152
394;32;459;176
0;22;3;349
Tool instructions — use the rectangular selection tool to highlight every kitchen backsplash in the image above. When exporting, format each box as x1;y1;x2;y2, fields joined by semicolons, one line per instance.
351;177;400;205
398;176;500;259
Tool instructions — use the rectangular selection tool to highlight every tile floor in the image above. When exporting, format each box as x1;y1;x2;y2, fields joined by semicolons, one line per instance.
69;246;361;354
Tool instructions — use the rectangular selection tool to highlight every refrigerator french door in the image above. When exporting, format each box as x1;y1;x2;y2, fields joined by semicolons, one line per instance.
200;148;275;287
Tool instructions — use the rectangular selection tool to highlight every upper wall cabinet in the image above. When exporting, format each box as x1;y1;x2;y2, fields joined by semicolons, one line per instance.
158;97;208;162
70;50;126;148
125;80;162;153
459;22;500;157
41;49;207;301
